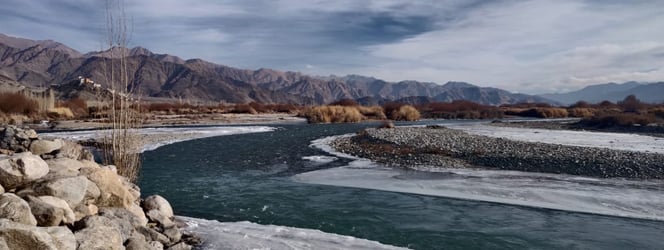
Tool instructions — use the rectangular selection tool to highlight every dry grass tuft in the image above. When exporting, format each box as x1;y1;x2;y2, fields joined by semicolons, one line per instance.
302;105;365;123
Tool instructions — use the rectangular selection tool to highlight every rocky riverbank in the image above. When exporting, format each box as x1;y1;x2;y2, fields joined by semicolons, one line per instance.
0;125;197;249
331;126;664;179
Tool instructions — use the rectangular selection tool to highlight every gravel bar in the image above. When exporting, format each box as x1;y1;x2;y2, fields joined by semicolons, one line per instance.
331;126;664;179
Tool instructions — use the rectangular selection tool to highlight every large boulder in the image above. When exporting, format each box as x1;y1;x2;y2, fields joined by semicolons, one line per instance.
0;152;49;189
98;207;145;241
0;126;33;152
74;223;124;250
0;193;37;226
73;203;99;221
127;203;149;226
33;176;88;208
82;168;134;208
143;195;174;218
0;219;58;250
44;226;76;250
29;139;64;155
43;157;84;179
26;195;76;226
136;226;170;245
54;140;85;160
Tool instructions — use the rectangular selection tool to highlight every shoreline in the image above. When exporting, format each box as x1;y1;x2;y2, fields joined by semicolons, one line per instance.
330;125;664;179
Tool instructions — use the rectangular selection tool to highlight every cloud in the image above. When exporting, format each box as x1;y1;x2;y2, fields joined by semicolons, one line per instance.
1;0;664;93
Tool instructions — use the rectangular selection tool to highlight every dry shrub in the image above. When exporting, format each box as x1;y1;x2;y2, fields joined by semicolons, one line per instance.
0;92;38;115
580;113;657;128
567;108;595;118
329;99;359;106
303;105;364;123
230;104;258;114
500;102;552;108
47;107;74;119
357;106;387;119
618;95;644;113
391;105;421;121
421;101;503;119
59;97;88;118
511;108;568;118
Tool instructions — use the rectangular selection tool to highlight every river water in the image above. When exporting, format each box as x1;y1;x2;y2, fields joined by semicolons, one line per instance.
139;122;664;249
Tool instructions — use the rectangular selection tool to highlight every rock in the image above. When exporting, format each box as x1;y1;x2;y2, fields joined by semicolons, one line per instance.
0;184;4;194
99;207;145;241
54;140;83;160
122;178;141;203
127;204;149;226
33;176;88;208
27;195;76;226
73;203;99;221
168;242;192;250
43;158;84;179
143;195;174;218
0;219;58;250
126;236;158;250
83;168;134;208
15;128;38;140
84;179;101;203
0;193;37;226
162;225;182;243
29;139;64;155
137;226;170;245
79;160;101;172
149;241;164;249
74;223;124;250
146;209;174;228
0;152;49;189
44;226;76;250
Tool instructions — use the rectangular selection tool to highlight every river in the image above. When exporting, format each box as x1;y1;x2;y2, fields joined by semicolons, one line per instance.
139;122;664;249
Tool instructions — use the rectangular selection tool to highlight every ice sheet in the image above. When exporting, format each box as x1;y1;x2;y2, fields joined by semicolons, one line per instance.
295;135;664;221
178;216;407;250
43;126;276;152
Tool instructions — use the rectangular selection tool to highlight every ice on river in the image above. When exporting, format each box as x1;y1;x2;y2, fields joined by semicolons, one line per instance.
44;126;276;152
178;216;406;250
295;133;664;221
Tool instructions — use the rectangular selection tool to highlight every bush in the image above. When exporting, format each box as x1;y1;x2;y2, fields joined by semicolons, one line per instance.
580;113;657;128
567;108;595;118
0;92;38;115
59;97;88;118
302;105;364;123
391;105;421;121
357;106;387;120
618;95;644;113
47;107;74;119
509;107;568;118
421;101;503;119
329;99;359;107
229;104;258;114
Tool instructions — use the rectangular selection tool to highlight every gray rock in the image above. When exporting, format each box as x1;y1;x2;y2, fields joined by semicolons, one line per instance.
167;242;192;250
127;203;149;227
149;241;164;249
143;195;174;218
34;176;88;208
43;158;84;179
54;140;84;160
29;139;64;155
74;224;124;250
0;219;58;250
137;226;170;245
26;195;76;226
44;226;76;250
15;128;38;141
146;209;174;228
0;193;37;226
73;203;99;221
84;178;101;203
0;152;50;189
98;207;144;241
0;184;4;194
162;225;182;243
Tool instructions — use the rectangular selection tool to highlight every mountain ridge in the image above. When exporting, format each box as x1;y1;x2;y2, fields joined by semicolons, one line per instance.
0;33;555;105
540;81;664;104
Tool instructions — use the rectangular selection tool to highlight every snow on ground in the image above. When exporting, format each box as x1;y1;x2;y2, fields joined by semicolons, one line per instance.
445;123;664;153
295;134;664;221
179;216;407;250
302;155;338;165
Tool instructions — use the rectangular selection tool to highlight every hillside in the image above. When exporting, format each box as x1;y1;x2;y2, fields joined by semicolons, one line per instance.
540;81;664;104
0;33;554;105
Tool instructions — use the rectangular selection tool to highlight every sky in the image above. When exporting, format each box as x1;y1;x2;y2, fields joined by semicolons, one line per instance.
1;0;664;94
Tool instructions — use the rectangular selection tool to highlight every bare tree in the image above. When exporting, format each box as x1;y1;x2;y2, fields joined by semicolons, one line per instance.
100;0;142;182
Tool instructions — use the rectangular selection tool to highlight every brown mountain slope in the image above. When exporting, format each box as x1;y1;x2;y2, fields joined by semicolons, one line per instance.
0;33;555;105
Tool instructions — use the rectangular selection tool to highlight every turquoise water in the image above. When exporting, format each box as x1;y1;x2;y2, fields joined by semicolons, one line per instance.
139;122;664;249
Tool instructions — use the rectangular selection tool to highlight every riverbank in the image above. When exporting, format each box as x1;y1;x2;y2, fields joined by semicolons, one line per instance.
331;125;664;179
491;119;664;138
41;113;305;131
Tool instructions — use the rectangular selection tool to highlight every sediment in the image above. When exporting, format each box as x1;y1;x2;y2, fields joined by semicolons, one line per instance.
331;126;664;179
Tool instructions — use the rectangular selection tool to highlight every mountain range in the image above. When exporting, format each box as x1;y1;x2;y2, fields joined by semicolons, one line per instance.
0;33;577;106
541;82;664;105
